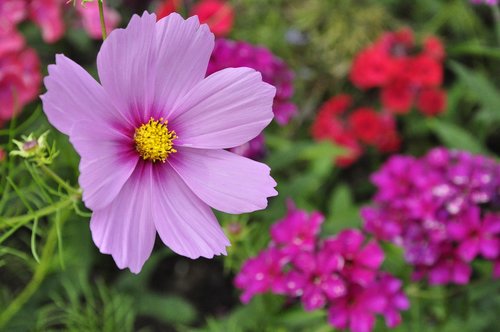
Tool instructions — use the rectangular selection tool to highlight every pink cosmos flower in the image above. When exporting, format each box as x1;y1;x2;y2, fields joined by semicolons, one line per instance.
41;12;277;273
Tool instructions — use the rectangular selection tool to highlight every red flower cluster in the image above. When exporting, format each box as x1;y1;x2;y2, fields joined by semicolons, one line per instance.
157;0;234;37
312;94;400;167
350;28;447;116
0;30;41;126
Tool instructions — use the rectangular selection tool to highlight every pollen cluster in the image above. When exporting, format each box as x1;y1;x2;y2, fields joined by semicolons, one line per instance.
134;117;177;162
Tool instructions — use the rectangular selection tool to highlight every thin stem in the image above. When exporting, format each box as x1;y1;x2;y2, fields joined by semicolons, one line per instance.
0;195;77;231
38;164;80;195
0;215;66;328
98;0;107;40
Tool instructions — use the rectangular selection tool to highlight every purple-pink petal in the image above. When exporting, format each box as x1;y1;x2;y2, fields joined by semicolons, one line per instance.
90;163;156;274
154;14;214;115
41;55;137;210
97;12;158;122
152;163;230;259
170;67;276;149
169;147;277;214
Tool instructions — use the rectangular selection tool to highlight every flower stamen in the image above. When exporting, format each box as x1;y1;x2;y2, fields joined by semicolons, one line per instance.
134;117;177;162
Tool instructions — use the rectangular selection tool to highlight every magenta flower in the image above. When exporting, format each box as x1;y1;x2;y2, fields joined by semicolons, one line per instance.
29;0;65;43
327;284;385;332
41;12;277;273
324;229;384;286
448;208;500;262
291;250;346;311
270;201;324;255
377;273;410;328
234;248;287;303
363;148;500;286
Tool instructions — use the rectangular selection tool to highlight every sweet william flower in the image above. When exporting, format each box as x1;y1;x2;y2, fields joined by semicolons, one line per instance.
41;12;278;273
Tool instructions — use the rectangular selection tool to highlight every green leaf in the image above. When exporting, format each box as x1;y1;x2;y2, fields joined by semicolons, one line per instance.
137;293;196;325
427;118;487;154
449;61;500;123
323;184;361;235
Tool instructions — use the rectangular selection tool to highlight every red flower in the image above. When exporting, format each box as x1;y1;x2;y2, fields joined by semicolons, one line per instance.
335;132;363;167
311;95;352;140
156;0;182;20
381;78;413;114
191;0;234;37
0;47;41;122
377;27;414;57
417;89;447;116
311;115;344;141
406;54;442;88
423;36;445;62
348;107;384;144
319;94;352;117
350;47;393;89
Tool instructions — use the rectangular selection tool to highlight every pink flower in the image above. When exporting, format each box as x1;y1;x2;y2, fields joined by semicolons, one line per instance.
448;209;500;262
324;229;384;286
76;0;121;39
41;12;277;273
191;0;234;37
0;46;41;122
378;273;410;328
29;0;65;43
291;250;346;310
0;0;27;30
234;248;288;303
0;27;25;57
270;201;324;255
328;284;385;332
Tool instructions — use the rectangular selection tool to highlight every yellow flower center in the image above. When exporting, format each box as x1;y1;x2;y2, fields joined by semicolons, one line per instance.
134;117;177;162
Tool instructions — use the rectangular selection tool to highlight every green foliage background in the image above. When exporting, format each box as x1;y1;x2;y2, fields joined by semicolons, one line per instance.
1;0;500;331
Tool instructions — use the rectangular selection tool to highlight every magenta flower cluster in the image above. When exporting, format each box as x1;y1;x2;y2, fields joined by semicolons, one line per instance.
470;0;498;6
207;38;297;126
362;148;500;285
235;203;409;332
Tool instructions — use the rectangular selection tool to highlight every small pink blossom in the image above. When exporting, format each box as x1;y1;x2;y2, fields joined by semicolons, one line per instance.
76;0;121;39
270;201;324;255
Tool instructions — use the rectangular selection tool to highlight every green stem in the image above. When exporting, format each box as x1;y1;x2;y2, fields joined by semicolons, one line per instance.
38;164;80;195
0;216;66;328
98;0;107;40
0;195;77;231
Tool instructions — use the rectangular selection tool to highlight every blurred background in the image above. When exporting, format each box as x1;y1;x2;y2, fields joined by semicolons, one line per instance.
1;0;500;331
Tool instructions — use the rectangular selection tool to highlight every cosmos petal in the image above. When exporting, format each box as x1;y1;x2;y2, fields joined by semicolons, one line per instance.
152;163;230;259
41;55;137;210
97;12;214;123
153;13;214;115
70;121;138;211
90;162;156;274
41;54;130;135
169;147;277;214
170;67;276;149
97;12;158;123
